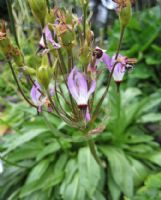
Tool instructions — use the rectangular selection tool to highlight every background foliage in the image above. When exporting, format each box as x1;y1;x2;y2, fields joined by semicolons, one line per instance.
0;1;161;200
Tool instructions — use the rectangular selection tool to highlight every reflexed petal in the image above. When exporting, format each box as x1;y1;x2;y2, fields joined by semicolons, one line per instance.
113;63;125;81
95;47;111;70
30;81;41;104
87;80;96;98
111;54;126;82
75;71;88;99
38;106;42;113
39;26;61;49
85;107;91;122
68;67;79;102
49;84;55;96
101;52;111;71
68;67;96;106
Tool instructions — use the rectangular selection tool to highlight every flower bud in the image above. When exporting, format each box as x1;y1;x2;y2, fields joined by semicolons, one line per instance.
37;66;52;89
55;24;75;47
22;66;36;75
0;21;12;58
46;10;56;24
36;57;52;89
28;0;47;26
61;29;75;47
79;0;89;7
119;0;132;28
79;42;91;67
12;47;24;67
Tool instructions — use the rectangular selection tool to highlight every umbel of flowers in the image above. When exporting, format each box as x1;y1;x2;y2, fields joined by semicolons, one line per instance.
0;0;136;163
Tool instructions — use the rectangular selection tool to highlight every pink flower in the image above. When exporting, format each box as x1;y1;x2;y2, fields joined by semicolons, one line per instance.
68;67;96;107
110;54;137;82
39;25;61;52
30;81;54;112
88;47;111;73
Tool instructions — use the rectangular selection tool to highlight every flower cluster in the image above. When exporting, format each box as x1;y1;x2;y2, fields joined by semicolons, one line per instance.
0;2;136;131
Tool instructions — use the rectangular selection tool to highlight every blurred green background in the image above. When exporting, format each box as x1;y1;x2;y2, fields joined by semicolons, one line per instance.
0;0;161;200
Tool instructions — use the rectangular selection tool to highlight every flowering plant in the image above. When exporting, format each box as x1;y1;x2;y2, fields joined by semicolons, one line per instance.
0;0;137;165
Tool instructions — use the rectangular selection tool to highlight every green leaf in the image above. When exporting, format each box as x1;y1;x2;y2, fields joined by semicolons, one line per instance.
128;157;150;187
36;142;60;161
108;169;121;200
145;173;161;189
60;159;86;200
138;113;161;123
26;159;50;184
19;154;68;198
145;152;161;167
63;172;86;200
3;126;48;155
91;191;106;200
78;147;101;197
100;146;133;198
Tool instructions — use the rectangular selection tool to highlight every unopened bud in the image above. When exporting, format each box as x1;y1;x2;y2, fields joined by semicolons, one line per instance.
22;66;36;75
79;42;91;67
46;10;56;24
119;0;132;28
0;21;12;58
12;47;24;67
37;66;52;89
28;0;47;26
61;29;75;47
79;0;89;7
55;24;75;47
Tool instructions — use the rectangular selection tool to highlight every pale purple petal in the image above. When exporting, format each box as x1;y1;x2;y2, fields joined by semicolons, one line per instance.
111;54;126;82
85;107;91;122
49;85;55;96
68;67;79;102
48;106;53;113
39;26;61;49
101;52;111;71
87;80;96;98
75;71;88;100
94;47;111;70
38;106;42;113
30;81;41;104
68;67;95;106
113;63;125;82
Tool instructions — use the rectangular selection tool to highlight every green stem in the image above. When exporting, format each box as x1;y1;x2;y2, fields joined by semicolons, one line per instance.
88;140;104;167
83;5;87;40
46;0;50;13
6;0;20;47
8;61;37;108
42;31;53;67
87;26;126;130
115;26;125;59
42;112;66;151
0;155;29;169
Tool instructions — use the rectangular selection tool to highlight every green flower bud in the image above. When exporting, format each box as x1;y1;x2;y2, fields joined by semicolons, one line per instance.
22;66;36;75
79;0;89;7
0;37;11;57
12;47;24;67
0;21;13;58
46;11;56;24
37;66;52;89
28;0;47;26
61;29;75;47
119;0;132;28
65;11;73;24
79;42;91;67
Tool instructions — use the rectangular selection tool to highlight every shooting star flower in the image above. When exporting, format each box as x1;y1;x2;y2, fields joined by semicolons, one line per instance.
68;67;96;107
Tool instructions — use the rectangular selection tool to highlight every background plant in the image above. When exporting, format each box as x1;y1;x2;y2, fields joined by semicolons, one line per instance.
0;1;161;200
